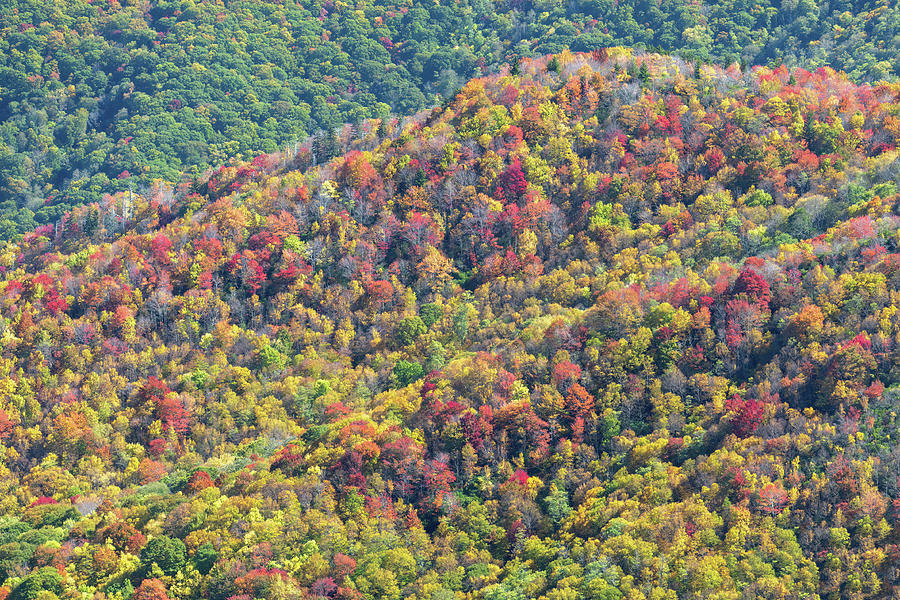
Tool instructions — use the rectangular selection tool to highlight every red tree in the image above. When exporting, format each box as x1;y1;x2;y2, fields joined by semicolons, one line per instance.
0;409;12;440
185;470;215;494
141;377;190;436
732;268;771;308
726;395;764;437
495;159;527;203
133;579;171;600
150;235;173;265
565;383;595;420
757;483;789;514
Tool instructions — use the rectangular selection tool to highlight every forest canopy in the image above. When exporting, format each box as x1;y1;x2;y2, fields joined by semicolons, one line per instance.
0;51;899;599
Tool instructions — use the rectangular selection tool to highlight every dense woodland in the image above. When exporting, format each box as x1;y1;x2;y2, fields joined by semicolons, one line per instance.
0;50;899;599
1;0;900;238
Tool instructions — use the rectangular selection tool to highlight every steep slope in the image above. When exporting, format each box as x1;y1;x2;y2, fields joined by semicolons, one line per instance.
1;51;900;599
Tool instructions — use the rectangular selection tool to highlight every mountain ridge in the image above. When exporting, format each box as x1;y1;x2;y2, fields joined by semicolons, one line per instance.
0;50;900;599
1;0;899;238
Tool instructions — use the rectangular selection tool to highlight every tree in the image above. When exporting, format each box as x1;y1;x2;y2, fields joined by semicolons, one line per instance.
757;484;789;515
0;410;13;440
141;536;187;577
496;159;528;204
9;568;62;600
193;544;218;576
637;62;651;86
726;395;764;437
100;521;147;553
184;471;215;494
419;303;443;328
133;579;171;600
732;268;771;309
393;360;425;387
545;483;572;523
565;383;595;420
397;316;427;345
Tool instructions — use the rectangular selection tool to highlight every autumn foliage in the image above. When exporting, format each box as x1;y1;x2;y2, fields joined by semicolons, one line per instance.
0;52;899;600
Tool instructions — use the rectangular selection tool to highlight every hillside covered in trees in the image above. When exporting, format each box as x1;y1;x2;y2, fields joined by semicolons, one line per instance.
2;50;900;599
1;0;900;239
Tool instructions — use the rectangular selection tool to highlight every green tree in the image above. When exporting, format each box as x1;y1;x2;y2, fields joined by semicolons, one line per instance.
393;360;425;386
141;536;186;577
9;567;63;600
397;316;427;346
